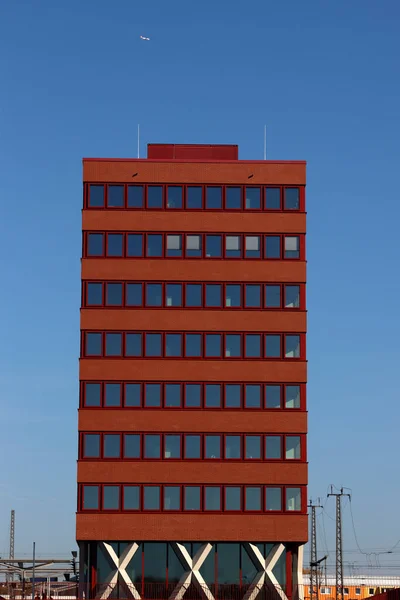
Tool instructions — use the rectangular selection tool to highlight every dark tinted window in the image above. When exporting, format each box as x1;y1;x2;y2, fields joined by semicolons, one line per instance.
205;334;221;357
106;283;122;306
125;333;142;356
146;283;162;306
145;333;162;357
127;185;144;208
104;434;120;458
285;285;300;308
245;187;261;209
126;283;143;306
144;486;160;509
87;283;103;305
205;487;221;510
205;435;221;458
225;435;241;459
165;384;181;407
185;334;202;357
144;435;161;458
265;285;281;308
245;334;261;358
165;435;181;458
166;333;182;357
284;188;300;210
145;384;161;407
85;333;102;356
245;384;261;409
87;233;103;256
265;335;281;358
245;436;261;459
124;434;140;458
166;284;182;307
83;434;100;458
147;234;163;257
205;384;221;408
225;284;241;307
286;385;300;409
127;234;143;257
185;384;201;407
85;383;101;406
88;185;104;208
103;486;120;510
226;187;241;209
107;234;123;257
184;487;200;510
266;436;281;459
186;284;202;307
225;334;241;358
206;284;221;307
245;487;261;510
225;384;241;408
108;185;124;207
206;235;222;257
164;486;181;510
187;186;202;209
206;187;222;209
265;385;281;409
265;236;281;258
266;487;282;511
83;486;99;510
104;383;121;407
185;435;201;458
265;187;281;209
125;383;141;407
167;186;183;209
147;186;163;208
225;487;241;511
123;486;140;509
245;285;261;308
105;333;122;356
285;335;300;358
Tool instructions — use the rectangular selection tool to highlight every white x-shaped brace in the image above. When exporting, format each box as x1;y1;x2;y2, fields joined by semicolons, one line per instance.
243;543;289;600
169;543;214;600
99;542;141;600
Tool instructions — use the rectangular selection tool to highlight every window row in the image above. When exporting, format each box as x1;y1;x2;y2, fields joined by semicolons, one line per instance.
80;382;304;410
80;484;305;513
80;433;304;461
83;281;304;310
83;232;304;260
85;183;304;212
82;331;304;360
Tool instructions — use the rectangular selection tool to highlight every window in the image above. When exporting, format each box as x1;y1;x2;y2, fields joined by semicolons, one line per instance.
245;236;260;258
344;589;349;595
225;436;241;459
87;233;104;257
245;436;261;459
104;434;121;458
206;284;221;307
103;486;120;510
286;385;300;409
167;186;182;209
127;185;144;208
185;284;202;307
286;487;301;511
104;383;121;407
165;435;181;459
185;383;201;408
245;284;261;308
83;434;100;458
205;435;221;459
321;588;332;595
266;488;282;511
225;384;241;408
245;334;261;358
187;186;202;209
265;385;281;409
125;383;141;407
125;333;142;357
147;186;163;208
164;486;181;510
184;486;201;510
225;334;241;358
166;284;182;307
186;235;202;257
355;589;361;595
127;233;143;257
245;487;261;511
205;384;221;408
124;434;140;458
106;283;122;306
83;486;99;510
185;333;202;357
166;333;182;357
285;285;300;308
88;185;104;208
144;486;160;509
368;590;374;596
145;384;161;407
85;332;102;356
166;234;182;257
245;187;261;209
286;436;301;459
123;485;140;510
265;285;281;308
284;188;300;210
225;284;241;307
226;187;241;209
205;334;221;357
206;186;222;209
146;234;163;257
146;283;162;307
266;436;281;459
144;435;161;459
206;235;222;257
245;385;261;409
265;236;281;258
265;335;281;358
126;283;143;307
146;333;162;357
285;236;300;259
225;487;241;510
108;185;124;208
165;384;181;407
225;236;241;258
285;335;300;358
205;487;221;510
107;233;123;257
265;187;280;210
85;383;101;407
185;435;201;458
87;282;103;306
105;333;122;356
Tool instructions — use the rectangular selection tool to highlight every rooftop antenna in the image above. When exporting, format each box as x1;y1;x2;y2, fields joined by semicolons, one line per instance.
137;124;140;158
263;125;267;160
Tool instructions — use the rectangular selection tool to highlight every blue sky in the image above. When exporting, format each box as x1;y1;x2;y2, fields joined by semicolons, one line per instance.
1;0;400;572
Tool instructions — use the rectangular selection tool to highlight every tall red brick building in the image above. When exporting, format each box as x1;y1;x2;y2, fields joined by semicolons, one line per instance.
78;144;307;600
